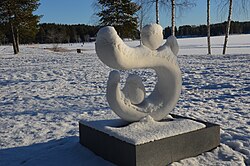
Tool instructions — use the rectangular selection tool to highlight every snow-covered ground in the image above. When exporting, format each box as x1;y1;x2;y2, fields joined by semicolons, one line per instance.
0;34;249;166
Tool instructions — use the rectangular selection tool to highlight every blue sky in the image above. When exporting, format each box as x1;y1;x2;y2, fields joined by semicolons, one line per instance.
35;0;249;28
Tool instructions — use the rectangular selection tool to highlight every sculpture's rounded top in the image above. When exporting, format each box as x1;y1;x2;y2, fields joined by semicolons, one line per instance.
96;26;123;46
141;24;163;50
97;26;116;34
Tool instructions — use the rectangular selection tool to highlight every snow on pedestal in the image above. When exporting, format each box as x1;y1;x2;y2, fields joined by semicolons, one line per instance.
80;111;206;145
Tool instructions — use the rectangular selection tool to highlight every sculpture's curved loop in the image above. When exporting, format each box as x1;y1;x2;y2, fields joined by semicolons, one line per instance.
95;24;182;122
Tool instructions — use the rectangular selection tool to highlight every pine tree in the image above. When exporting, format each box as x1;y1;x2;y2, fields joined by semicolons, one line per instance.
0;0;40;54
97;0;140;39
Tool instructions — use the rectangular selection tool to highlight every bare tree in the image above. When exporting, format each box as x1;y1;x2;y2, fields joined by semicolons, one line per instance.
207;0;211;54
222;0;233;55
136;0;151;43
156;0;160;24
10;20;18;54
146;0;170;25
171;0;175;36
163;0;195;36
136;0;151;31
218;0;249;54
142;0;195;37
91;0;103;25
147;0;160;24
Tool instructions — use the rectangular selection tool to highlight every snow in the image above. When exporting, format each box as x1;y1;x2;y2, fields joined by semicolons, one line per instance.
80;111;205;145
0;34;250;165
178;34;250;55
122;73;146;104
141;24;164;50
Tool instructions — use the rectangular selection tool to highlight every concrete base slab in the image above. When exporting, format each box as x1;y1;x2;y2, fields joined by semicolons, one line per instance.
79;114;220;166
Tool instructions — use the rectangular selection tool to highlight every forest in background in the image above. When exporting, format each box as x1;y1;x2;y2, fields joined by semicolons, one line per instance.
164;21;250;38
0;23;99;44
0;21;250;45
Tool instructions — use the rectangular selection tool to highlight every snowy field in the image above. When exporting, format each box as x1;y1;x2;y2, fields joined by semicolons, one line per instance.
0;34;249;165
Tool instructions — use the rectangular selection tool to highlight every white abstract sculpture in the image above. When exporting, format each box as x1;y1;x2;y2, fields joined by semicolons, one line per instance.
95;24;182;122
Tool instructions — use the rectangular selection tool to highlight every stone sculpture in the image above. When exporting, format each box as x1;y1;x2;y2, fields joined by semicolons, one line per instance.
95;24;182;122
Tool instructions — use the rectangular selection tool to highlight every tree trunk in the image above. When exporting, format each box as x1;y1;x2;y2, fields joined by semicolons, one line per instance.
15;28;20;53
223;0;233;55
171;0;175;36
10;21;18;54
140;0;143;45
156;0;159;24
207;0;211;55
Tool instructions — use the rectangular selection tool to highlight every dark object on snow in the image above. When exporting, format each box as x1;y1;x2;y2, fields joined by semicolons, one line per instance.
77;49;81;53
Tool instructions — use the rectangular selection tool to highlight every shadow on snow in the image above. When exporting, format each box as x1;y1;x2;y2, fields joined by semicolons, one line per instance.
0;136;113;166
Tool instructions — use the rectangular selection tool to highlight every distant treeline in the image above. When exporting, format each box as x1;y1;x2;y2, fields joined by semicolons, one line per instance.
0;23;99;44
35;23;99;44
35;21;250;43
164;21;250;38
1;21;250;44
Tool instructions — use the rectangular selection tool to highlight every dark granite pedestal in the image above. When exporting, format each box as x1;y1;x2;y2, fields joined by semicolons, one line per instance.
79;114;220;166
